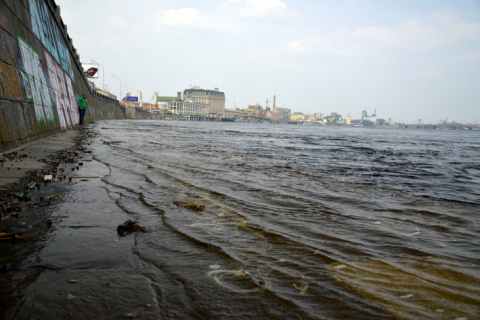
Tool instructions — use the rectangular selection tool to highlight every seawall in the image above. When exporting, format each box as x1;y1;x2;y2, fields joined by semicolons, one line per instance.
0;0;150;152
125;107;154;119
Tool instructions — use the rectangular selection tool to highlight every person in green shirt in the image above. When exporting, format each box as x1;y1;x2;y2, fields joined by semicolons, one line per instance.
78;93;88;125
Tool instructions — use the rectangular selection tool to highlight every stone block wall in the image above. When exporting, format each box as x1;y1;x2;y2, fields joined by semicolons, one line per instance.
125;107;154;120
0;0;133;152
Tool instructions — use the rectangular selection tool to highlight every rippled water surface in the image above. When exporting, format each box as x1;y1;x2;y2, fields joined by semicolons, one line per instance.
92;120;480;319
3;120;480;319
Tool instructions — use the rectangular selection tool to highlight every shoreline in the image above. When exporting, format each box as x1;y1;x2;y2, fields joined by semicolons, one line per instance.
0;128;85;188
0;125;93;236
0;121;159;319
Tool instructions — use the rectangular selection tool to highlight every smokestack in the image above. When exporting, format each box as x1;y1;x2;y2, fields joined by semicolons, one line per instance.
273;95;276;108
177;92;181;99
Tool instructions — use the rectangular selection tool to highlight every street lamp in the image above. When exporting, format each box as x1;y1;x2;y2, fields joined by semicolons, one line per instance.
111;75;122;102
91;60;104;91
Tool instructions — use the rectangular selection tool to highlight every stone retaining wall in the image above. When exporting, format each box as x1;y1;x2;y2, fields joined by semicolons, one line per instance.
0;0;134;152
125;107;153;120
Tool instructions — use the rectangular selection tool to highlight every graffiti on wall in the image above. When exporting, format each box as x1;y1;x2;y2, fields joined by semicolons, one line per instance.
0;59;26;99
45;49;74;128
44;50;67;127
65;77;79;124
0;65;6;97
29;0;74;80
0;15;6;97
1;0;123;144
17;35;55;125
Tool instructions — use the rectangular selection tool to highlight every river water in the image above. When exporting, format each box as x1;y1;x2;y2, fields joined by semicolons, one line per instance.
2;120;480;319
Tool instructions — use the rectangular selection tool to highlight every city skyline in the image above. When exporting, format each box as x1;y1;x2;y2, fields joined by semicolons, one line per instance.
56;0;480;123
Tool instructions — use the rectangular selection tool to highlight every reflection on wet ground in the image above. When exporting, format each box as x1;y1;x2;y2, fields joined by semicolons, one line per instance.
1;120;479;319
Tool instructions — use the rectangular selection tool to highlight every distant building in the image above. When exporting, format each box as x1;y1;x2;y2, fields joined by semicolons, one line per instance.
362;109;377;125
267;111;279;121
157;96;178;103
242;104;266;120
346;113;351;125
291;113;308;121
323;113;343;124
224;108;242;118
167;99;208;116
273;107;291;123
314;113;323;120
183;87;225;115
140;103;154;110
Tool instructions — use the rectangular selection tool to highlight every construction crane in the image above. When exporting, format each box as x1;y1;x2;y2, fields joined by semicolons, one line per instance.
150;91;159;110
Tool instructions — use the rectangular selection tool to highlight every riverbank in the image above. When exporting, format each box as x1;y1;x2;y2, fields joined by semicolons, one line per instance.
2;120;479;319
0;122;160;319
0;129;81;188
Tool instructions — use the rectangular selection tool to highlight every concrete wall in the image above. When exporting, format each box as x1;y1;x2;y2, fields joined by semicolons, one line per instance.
125;107;155;120
0;0;134;152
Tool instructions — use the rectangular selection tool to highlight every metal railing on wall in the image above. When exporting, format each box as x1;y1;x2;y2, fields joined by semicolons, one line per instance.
92;91;119;103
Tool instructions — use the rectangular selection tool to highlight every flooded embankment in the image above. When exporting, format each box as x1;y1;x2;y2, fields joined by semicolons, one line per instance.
1;120;480;319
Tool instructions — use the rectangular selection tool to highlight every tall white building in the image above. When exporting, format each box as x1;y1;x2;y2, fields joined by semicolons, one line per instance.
183;87;225;115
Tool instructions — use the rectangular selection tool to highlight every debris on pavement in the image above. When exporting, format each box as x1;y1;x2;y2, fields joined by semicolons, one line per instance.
0;231;46;240
1;127;98;228
0;230;27;238
103;140;124;145
117;220;147;234
131;307;143;319
45;194;63;201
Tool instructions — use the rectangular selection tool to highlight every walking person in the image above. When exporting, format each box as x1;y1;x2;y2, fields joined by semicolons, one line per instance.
78;93;88;125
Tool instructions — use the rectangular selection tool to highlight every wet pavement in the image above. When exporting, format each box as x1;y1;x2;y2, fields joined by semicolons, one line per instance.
0;130;80;187
0;124;160;319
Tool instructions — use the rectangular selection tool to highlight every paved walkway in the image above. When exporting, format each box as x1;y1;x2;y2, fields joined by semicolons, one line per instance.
0;130;80;187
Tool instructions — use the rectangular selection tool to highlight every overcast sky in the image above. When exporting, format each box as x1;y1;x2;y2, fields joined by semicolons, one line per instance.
55;0;480;123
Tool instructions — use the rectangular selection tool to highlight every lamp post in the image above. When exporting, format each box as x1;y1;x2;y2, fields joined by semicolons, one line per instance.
91;60;104;91
112;75;122;102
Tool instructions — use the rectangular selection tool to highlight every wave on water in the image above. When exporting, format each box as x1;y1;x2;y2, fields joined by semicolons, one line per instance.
91;120;480;319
